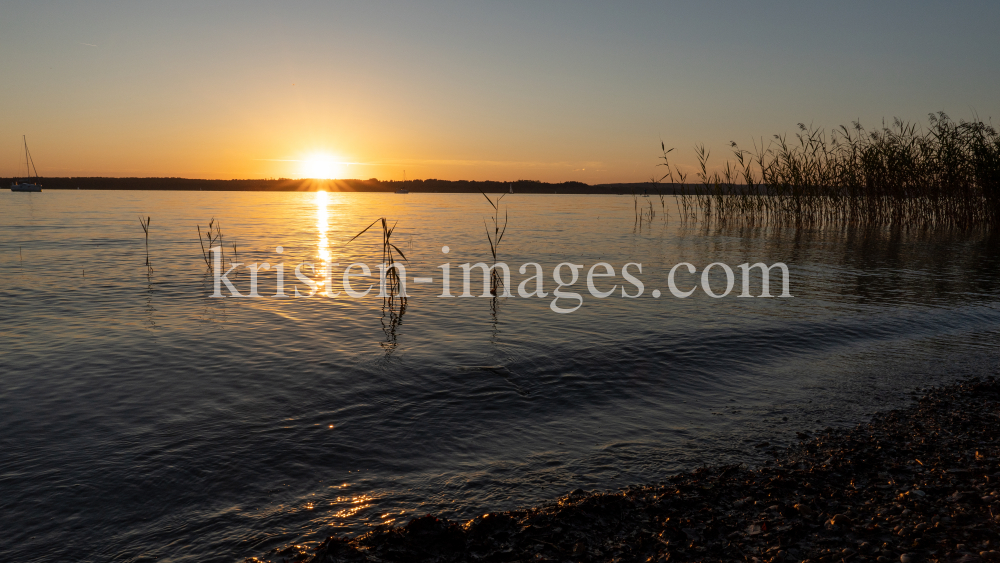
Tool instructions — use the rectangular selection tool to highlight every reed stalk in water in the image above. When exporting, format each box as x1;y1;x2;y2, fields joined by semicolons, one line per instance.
653;143;692;219
349;217;408;297
349;217;408;354
138;216;152;274
481;192;508;296
197;218;226;271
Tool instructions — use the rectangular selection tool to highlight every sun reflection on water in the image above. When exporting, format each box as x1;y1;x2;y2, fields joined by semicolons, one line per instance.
316;191;331;291
316;191;331;262
330;494;374;519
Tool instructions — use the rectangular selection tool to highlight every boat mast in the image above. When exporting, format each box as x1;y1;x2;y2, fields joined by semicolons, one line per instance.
23;136;39;179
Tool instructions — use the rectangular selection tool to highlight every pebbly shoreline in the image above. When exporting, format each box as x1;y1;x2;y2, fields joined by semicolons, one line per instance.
262;376;1000;563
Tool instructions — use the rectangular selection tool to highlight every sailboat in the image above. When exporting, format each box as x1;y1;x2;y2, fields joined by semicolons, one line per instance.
11;136;42;192
394;169;409;194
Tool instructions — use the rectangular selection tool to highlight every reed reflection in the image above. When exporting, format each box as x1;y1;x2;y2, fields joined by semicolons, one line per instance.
346;216;409;354
673;213;1000;307
144;269;157;330
380;294;406;354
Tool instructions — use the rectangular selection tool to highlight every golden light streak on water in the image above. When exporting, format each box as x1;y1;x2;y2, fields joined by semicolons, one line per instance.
316;190;331;293
330;494;374;519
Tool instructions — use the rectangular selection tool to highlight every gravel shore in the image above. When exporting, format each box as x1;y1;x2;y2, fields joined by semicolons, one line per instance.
264;376;1000;563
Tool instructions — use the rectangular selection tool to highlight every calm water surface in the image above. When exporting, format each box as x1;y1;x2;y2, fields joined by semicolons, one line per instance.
1;190;999;562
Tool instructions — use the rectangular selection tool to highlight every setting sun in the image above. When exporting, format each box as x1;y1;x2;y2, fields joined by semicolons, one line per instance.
300;153;346;179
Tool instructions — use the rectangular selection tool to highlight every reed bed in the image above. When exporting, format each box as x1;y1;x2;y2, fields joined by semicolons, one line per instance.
658;112;1000;231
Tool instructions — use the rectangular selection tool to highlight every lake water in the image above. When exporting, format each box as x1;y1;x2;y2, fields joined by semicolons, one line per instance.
2;190;999;562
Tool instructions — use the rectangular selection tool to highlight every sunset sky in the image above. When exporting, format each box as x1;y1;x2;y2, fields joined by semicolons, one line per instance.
2;1;998;183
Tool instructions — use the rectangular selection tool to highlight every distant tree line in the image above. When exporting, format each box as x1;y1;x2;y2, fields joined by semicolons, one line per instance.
3;176;692;194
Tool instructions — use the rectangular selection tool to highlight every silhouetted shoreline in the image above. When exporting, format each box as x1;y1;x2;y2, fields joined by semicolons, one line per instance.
3;177;694;194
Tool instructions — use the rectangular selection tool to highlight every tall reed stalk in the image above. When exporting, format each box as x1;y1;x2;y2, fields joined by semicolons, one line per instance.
632;190;639;225
481;192;508;296
197;218;225;271
138;216;152;274
349;218;408;352
349;217;408;297
654;143;692;219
